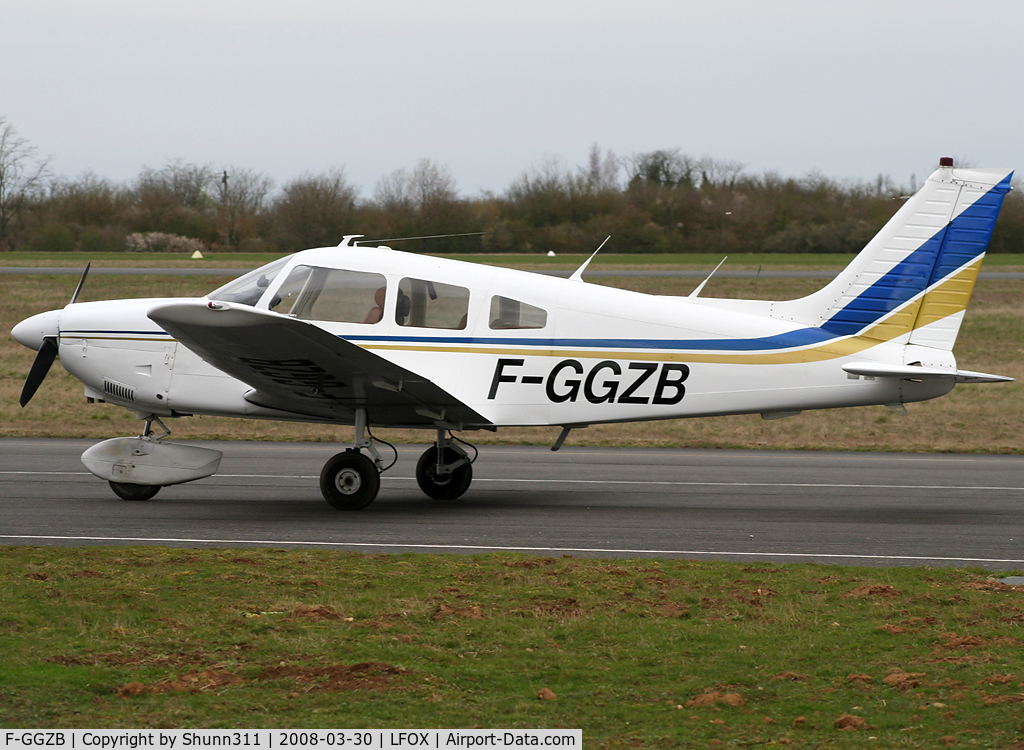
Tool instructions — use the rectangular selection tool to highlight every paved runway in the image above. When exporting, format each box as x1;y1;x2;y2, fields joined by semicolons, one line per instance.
2;439;1023;569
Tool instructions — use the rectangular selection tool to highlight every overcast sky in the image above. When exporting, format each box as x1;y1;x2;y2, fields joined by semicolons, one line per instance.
3;0;1022;198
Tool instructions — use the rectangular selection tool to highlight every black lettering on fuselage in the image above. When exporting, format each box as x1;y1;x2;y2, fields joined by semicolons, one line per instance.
617;362;658;404
489;357;690;407
584;360;621;403
488;358;524;399
545;359;584;403
653;362;689;404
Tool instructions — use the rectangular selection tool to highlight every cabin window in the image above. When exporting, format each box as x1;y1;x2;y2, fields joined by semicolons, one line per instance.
271;265;387;324
396;277;470;330
209;256;291;307
489;296;547;329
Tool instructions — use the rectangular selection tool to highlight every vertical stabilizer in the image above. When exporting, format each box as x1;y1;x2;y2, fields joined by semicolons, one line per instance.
781;161;1013;350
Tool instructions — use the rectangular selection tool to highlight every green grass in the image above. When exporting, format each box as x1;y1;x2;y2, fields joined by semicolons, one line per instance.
2;547;1023;746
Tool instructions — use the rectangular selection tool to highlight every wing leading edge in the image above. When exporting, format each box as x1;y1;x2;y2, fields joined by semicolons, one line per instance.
148;300;490;428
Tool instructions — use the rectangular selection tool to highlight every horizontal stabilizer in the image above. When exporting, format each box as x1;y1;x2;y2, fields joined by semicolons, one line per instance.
842;362;1013;383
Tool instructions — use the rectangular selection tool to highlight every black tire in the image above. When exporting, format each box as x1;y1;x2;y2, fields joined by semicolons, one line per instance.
109;481;160;501
415;446;473;500
320;450;380;510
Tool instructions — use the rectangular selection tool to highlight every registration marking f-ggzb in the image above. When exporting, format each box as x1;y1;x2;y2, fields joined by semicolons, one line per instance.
487;357;689;405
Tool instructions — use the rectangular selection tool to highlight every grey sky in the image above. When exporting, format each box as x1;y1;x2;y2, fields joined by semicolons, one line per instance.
3;0;1022;198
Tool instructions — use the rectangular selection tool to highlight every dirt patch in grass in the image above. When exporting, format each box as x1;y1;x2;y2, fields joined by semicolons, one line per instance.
285;604;342;622
433;603;484;620
842;584;901;598
116;661;417;698
257;661;416;693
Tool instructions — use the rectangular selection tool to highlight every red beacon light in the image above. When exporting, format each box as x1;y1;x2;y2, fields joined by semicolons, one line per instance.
939;157;954;167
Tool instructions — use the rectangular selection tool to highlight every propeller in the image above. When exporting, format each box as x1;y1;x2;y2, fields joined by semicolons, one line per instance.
19;337;58;407
70;261;91;304
17;263;90;408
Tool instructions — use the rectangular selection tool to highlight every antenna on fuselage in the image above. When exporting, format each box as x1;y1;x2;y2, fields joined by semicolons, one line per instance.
569;236;611;282
688;256;728;298
355;231;492;244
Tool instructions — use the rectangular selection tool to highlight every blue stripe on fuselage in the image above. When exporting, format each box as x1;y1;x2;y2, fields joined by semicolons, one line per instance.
343;326;837;352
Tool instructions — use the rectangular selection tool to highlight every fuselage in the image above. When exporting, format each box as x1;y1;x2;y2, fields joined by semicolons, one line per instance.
32;244;952;429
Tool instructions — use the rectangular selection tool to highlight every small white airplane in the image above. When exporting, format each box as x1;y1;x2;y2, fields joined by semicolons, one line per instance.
11;159;1016;509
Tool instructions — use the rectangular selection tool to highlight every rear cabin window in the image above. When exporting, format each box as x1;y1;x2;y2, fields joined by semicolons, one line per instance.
396;278;470;330
489;296;547;329
271;265;387;324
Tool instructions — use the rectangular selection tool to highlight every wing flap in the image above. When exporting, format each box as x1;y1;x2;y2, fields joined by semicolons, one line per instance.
148;300;490;427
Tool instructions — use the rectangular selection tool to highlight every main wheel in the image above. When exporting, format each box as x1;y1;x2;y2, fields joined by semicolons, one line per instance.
109;481;160;501
416;446;473;500
320;450;380;510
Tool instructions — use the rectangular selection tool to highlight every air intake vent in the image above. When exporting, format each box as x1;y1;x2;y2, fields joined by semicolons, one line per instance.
103;379;135;403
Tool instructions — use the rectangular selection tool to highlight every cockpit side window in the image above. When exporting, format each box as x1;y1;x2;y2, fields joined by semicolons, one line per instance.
208;256;291;307
489;296;547;329
396;278;470;330
271;265;387;324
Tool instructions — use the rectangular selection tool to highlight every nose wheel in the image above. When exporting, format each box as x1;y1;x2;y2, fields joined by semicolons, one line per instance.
108;481;161;501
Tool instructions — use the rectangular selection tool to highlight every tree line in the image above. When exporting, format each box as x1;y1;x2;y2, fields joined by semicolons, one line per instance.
2;118;1022;256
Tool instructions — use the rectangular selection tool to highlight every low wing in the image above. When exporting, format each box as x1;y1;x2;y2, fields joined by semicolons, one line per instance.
842;362;1014;384
148;300;490;428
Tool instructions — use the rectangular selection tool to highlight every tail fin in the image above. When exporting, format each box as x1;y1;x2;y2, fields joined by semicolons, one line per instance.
784;161;1013;351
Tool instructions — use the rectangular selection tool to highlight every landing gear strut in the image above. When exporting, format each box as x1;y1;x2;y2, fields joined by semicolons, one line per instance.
318;414;477;509
415;429;474;500
320;409;385;510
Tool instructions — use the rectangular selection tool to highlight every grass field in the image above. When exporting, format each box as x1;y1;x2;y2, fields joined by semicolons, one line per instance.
3;548;1024;746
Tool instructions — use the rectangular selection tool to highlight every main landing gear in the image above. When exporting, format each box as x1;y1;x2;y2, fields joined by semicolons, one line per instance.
319;411;476;510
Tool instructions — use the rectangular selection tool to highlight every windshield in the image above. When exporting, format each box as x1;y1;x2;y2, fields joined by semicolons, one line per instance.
207;256;293;307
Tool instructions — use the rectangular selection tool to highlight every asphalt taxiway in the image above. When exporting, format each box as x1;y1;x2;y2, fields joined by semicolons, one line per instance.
2;439;1023;569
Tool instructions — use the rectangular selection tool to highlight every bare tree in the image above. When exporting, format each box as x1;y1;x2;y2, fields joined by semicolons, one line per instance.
217;166;274;250
375;159;458;216
271;168;358;251
581;143;620;191
132;159;216;238
696;155;745;189
136;159;215;210
0;118;52;249
374;158;463;235
625;149;697;189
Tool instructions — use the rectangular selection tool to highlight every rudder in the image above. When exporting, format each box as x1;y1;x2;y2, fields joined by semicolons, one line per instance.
784;160;1013;351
